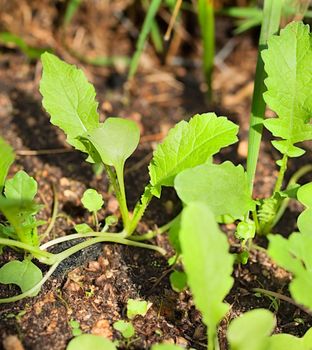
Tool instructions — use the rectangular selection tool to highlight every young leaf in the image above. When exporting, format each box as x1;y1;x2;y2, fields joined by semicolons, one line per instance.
268;334;305;350
0;137;15;190
297;182;312;234
127;298;151;319
174;161;254;219
149;113;238;197
151;345;183;350
169;270;187;292
40;52;100;153
81;189;104;212
5;170;37;203
227;309;275;350
80;118;140;172
268;231;312;310
262;22;312;157
0;260;42;296
113;320;135;339
66;334;117;350
0;196;40;246
179;202;234;349
74;223;93;234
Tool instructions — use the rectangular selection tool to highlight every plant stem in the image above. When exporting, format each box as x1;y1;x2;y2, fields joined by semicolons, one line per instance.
252;287;312;317
274;153;288;193
127;186;154;236
0;238;56;265
93;211;99;231
198;0;214;100
273;164;312;227
246;0;282;195
104;164;130;233
130;214;180;241
54;235;166;262
115;164;131;232
41;183;58;241
39;232;124;250
0;262;59;304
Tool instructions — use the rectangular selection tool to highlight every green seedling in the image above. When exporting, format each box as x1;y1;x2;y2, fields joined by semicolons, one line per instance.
113;320;135;339
81;189;104;231
126;298;152;319
69;319;82;337
169;270;187;293
227;309;312;350
66;334;117;350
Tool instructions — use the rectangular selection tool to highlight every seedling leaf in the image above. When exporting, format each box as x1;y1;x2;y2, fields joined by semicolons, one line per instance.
151;345;183;350
74;223;93;234
169;270;187;292
0;260;42;296
268;231;312;310
262;22;312;157
80;118;140;172
40;52;100;153
227;309;275;350
174;161;254;219
81;189;104;212
268;334;305;350
297;183;312;234
5;170;37;203
149;113;238;197
127;298;151;319
0;137;15;190
66;334;117;350
179;202;234;348
113;320;135;339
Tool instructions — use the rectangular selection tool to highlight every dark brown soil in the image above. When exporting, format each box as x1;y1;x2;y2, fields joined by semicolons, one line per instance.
0;2;312;350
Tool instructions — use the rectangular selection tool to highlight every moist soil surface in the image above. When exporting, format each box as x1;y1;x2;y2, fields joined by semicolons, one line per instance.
0;2;312;349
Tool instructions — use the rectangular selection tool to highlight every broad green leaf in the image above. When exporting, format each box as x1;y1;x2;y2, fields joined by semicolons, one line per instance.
151;345;183;350
297;183;312;234
179;203;234;348
74;223;93;233
0;260;42;296
0;196;40;246
227;309;275;350
174;161;254;219
268;231;312;310
268;334;305;350
66;334;117;350
81;189;103;212
127;298;151;319
0;137;15;190
80;118;140;172
149;113;238;197
169;270;187;292
303;328;312;348
113;320;135;339
5;170;37;203
262;22;312;157
235;220;256;241
40;52;100;153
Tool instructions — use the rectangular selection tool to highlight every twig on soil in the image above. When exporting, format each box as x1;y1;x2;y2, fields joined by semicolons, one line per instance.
252;287;312;317
16;148;73;156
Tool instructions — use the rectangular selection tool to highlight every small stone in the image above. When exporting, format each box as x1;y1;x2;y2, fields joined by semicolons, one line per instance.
3;335;25;350
91;319;113;339
86;261;101;272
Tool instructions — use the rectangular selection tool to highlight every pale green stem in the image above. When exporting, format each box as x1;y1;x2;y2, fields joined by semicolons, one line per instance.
246;0;283;195
104;164;130;233
0;238;56;265
130;214;180;241
40;183;58;241
274;154;288;193
93;211;99;231
127;189;154;236
273;164;312;227
115;164;130;232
